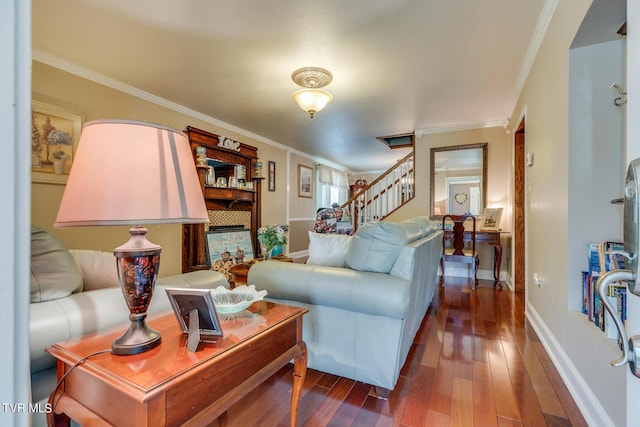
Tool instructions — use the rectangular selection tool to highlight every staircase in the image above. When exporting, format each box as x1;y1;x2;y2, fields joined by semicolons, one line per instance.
342;151;415;232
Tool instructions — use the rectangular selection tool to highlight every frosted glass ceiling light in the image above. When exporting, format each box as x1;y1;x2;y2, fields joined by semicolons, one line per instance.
291;67;333;118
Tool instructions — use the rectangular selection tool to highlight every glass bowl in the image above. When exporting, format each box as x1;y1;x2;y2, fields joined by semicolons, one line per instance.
211;285;267;314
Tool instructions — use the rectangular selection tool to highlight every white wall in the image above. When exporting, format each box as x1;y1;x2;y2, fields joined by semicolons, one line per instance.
1;0;32;425
568;37;626;424
513;0;630;425
568;39;624;311
626;0;640;422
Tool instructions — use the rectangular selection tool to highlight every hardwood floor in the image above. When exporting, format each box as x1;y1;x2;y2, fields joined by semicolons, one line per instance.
211;277;587;427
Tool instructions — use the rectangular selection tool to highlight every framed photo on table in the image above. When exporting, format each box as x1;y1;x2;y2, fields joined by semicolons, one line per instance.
480;208;503;231
165;288;223;351
31;101;84;184
298;164;313;198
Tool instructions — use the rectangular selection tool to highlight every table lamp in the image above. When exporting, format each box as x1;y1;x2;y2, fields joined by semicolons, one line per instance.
55;120;208;355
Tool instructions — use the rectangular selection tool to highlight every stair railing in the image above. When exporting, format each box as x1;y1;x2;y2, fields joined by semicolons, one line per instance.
342;151;414;233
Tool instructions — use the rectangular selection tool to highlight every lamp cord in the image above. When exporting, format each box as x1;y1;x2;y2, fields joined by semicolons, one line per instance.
47;348;112;427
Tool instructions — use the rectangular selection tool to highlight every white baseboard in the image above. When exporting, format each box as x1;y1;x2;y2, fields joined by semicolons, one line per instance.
441;265;510;283
525;303;615;427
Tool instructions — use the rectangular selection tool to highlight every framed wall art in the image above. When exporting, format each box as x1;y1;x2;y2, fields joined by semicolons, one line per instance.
298;164;313;198
480;208;503;231
268;160;276;192
31;101;84;184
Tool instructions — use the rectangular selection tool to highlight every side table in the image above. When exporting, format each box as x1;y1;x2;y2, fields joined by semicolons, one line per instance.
46;301;307;426
228;255;293;288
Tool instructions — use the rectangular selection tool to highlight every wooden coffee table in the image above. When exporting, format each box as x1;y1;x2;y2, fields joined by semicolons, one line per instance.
46;301;307;426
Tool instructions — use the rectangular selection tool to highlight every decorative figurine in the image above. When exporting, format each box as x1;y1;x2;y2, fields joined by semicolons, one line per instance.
195;146;207;166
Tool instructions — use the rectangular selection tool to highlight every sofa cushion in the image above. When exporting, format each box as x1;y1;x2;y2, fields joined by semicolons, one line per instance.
30;226;83;302
345;221;410;273
69;250;120;291
306;231;352;267
344;219;433;273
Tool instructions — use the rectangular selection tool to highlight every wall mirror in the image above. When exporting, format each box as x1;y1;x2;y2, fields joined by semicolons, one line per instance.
430;143;487;219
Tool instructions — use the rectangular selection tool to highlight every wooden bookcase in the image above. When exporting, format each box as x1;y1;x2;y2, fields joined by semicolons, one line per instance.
182;126;264;272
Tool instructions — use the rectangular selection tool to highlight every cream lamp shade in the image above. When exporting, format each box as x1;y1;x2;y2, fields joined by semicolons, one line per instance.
55;119;208;227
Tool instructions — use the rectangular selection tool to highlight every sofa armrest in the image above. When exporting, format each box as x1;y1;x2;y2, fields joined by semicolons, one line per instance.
157;270;228;289
247;261;410;319
70;250;229;291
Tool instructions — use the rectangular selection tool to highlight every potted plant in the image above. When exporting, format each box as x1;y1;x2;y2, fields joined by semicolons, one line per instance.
47;129;72;174
257;224;288;260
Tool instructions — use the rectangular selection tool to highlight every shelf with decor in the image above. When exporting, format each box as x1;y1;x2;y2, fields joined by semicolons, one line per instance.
182;126;264;273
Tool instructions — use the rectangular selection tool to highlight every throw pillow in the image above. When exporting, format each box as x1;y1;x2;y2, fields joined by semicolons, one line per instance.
306;231;352;267
345;221;413;273
30;226;83;303
69;250;120;291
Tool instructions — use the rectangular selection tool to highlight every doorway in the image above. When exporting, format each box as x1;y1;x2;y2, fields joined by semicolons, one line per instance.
514;119;526;292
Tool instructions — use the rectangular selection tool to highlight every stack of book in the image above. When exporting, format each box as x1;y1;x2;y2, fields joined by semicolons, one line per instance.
582;241;627;341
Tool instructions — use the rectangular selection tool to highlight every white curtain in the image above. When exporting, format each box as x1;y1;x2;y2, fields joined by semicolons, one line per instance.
316;164;349;209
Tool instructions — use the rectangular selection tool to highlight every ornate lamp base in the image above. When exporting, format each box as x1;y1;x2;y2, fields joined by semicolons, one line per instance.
112;317;161;355
112;225;162;356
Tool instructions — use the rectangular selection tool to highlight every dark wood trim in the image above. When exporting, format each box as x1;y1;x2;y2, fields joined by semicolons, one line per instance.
182;127;262;272
618;21;627;36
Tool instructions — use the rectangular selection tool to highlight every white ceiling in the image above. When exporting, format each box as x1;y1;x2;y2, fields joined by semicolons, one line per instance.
32;0;550;172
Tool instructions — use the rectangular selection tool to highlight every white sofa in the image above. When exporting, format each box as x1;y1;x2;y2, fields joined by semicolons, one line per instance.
248;218;443;394
29;226;228;424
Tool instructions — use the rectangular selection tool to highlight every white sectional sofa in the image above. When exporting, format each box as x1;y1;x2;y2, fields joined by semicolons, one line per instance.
248;218;443;394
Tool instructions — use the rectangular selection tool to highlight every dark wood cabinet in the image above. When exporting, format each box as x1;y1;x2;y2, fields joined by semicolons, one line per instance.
182;126;264;272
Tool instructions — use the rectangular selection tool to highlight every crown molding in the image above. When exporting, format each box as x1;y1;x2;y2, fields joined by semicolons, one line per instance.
32;50;348;171
508;0;559;118
415;120;508;136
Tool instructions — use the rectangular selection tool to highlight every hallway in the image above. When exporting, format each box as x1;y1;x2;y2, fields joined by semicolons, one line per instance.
212;277;587;426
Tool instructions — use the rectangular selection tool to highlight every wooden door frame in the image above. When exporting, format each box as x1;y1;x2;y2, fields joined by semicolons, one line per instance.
514;118;526;293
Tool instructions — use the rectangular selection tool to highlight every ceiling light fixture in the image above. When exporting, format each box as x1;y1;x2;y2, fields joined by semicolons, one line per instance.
291;67;333;119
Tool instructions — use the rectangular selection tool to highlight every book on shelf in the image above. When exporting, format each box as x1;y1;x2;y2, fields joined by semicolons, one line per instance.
583;241;628;340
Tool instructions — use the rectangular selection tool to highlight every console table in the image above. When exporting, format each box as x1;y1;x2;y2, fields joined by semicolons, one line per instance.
46;301;307;426
443;229;508;286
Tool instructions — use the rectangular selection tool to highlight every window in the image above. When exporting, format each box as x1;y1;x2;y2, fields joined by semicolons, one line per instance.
316;164;349;210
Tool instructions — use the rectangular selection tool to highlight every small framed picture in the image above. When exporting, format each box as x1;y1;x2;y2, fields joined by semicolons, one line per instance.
480;208;503;231
268;161;276;192
298;164;313;198
165;288;223;339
